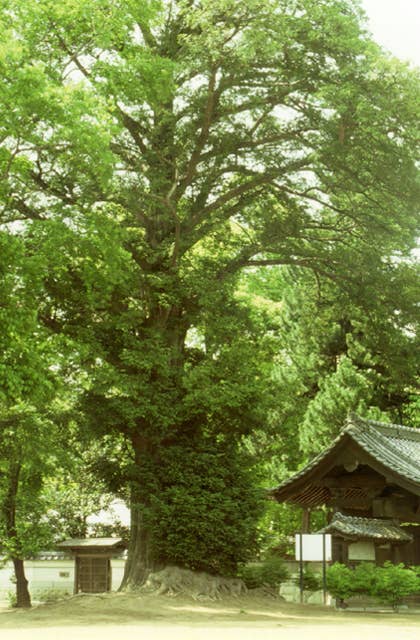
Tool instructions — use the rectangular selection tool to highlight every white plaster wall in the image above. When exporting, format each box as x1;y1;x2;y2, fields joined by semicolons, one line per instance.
0;562;15;601
0;558;126;602
348;541;376;561
111;560;125;591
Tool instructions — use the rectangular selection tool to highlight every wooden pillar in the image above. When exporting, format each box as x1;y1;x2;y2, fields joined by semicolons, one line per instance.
74;557;79;595
301;508;310;533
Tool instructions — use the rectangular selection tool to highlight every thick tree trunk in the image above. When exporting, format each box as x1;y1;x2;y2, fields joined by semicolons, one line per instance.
2;463;31;607
119;431;160;590
118;319;189;591
119;487;156;590
12;558;31;608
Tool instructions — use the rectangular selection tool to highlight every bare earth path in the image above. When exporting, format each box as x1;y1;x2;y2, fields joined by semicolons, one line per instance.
0;593;418;639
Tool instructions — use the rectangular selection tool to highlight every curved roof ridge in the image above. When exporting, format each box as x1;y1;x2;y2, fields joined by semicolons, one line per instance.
333;511;396;524
272;415;420;499
346;415;419;437
346;421;420;483
271;427;351;494
323;512;413;543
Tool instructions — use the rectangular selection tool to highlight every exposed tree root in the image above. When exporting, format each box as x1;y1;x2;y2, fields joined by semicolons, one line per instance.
142;566;247;600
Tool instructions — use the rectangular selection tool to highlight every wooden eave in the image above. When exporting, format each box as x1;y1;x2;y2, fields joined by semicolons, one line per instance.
57;538;125;553
272;433;360;506
272;423;420;508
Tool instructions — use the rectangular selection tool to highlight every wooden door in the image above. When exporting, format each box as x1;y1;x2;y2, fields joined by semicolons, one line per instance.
331;537;347;564
76;556;111;593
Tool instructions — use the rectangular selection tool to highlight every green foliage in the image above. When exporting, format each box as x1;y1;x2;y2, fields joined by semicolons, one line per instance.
326;563;355;602
0;405;64;559
294;569;322;592
410;565;420;578
41;467;128;544
327;562;420;608
238;556;289;589
237;564;263;590
0;0;419;584
373;562;420;609
255;502;301;558
6;590;17;609
33;587;70;604
242;263;419;460
254;555;289;588
142;441;265;575
351;561;378;595
0;218;75;582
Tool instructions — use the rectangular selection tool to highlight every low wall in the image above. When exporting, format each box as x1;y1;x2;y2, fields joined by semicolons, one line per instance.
0;558;126;602
280;581;333;606
282;559;329;575
279;560;333;606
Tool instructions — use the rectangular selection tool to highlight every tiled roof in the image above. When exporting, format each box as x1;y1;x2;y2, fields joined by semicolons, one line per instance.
321;512;413;543
57;537;124;549
34;551;71;560
346;416;420;485
272;416;420;500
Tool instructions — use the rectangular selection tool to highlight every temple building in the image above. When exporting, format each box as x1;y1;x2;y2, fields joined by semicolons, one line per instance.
272;416;420;565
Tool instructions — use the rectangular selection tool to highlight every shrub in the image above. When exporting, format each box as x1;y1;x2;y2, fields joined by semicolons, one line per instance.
373;562;419;610
238;556;289;589
352;562;378;595
409;565;420;578
259;556;290;587
33;587;70;603
326;563;355;603
237;563;263;589
6;590;17;608
327;561;420;609
294;569;322;592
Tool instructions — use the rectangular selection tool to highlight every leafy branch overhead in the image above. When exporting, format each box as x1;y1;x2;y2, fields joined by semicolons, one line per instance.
1;1;418;273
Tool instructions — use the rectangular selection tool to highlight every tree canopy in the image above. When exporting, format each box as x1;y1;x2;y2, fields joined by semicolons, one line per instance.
0;0;418;588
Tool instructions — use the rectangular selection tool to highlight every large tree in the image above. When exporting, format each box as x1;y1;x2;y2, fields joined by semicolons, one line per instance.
0;231;65;607
0;0;418;586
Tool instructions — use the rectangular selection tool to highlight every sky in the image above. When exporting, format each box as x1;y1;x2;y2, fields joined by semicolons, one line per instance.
361;0;420;65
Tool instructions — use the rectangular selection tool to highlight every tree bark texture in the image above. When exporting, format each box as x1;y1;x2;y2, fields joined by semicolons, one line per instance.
12;558;31;608
3;464;32;607
119;485;156;589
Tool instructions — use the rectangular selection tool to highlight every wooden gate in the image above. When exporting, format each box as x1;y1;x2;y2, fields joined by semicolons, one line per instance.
75;556;111;593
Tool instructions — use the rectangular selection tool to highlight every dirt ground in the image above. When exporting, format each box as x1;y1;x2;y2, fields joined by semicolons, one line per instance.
0;592;419;640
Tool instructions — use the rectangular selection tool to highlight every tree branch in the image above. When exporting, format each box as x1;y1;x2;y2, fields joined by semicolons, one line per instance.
177;67;220;197
29;169;78;206
116;107;150;156
242;257;347;283
190;173;275;226
1;197;46;222
52;28;92;79
137;20;157;50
